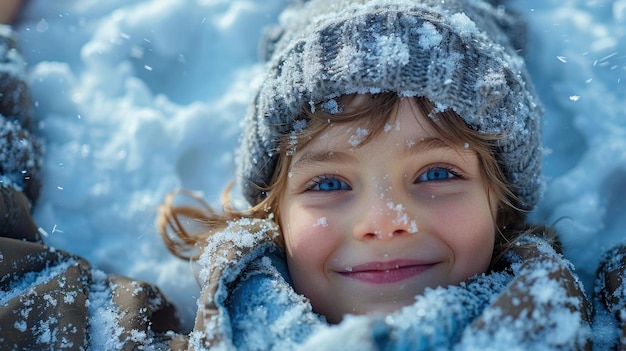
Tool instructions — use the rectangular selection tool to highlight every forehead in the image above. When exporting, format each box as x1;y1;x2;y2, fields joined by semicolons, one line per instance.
303;97;438;152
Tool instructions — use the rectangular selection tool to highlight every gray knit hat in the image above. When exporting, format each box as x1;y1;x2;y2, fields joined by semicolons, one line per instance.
236;0;543;210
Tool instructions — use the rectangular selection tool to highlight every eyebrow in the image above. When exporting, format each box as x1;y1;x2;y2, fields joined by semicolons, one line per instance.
291;137;454;170
403;137;454;157
291;150;355;170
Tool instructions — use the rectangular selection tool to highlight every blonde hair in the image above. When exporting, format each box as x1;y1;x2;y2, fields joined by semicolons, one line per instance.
158;93;534;265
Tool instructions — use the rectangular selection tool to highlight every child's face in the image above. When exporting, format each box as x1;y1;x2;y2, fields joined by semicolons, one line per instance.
279;97;497;323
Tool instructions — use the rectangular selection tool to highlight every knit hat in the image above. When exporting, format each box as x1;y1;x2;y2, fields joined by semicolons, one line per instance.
236;0;543;210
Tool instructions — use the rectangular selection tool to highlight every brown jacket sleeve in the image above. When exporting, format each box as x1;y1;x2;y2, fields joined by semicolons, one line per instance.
0;238;91;349
0;237;185;350
596;242;626;349
1;24;44;243
467;236;593;350
0;24;43;206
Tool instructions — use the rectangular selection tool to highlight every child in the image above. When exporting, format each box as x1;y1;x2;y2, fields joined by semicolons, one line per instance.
158;0;597;349
1;0;621;349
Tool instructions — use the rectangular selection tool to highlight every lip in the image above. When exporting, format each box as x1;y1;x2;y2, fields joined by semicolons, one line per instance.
337;259;437;284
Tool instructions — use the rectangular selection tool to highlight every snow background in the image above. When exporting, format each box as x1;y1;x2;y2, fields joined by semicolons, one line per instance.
12;0;626;329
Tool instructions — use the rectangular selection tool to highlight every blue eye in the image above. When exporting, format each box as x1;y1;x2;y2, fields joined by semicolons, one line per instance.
417;167;456;182
310;176;351;191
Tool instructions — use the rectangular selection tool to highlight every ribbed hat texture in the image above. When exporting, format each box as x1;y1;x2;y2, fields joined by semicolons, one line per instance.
237;0;543;210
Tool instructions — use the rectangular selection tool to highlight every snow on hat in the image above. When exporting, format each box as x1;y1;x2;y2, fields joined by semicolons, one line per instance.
236;0;543;210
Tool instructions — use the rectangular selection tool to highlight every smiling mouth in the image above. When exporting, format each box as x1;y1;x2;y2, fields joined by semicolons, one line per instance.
338;260;437;284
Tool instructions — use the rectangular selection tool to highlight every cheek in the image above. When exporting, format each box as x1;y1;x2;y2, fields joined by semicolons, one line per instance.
281;209;338;279
431;195;495;275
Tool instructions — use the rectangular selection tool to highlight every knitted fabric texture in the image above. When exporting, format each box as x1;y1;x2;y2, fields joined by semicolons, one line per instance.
236;0;543;210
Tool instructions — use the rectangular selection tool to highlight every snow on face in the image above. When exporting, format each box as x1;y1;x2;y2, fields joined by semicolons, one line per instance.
348;127;370;147
279;97;496;323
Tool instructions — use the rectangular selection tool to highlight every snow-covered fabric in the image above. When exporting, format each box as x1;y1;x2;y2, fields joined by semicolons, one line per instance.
0;237;182;350
182;218;594;350
237;0;543;210
0;24;43;204
4;218;626;350
594;242;626;349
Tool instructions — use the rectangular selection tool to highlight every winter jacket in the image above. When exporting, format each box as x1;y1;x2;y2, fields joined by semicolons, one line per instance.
176;219;597;350
1;24;44;245
0;236;182;350
1;217;606;350
0;24;43;206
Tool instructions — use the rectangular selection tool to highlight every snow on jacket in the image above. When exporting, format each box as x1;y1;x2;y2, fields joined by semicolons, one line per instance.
180;218;595;350
0;24;43;206
6;215;626;350
1;24;44;245
0;236;182;350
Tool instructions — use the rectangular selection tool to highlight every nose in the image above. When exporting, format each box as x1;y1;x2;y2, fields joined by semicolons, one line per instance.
353;190;417;241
